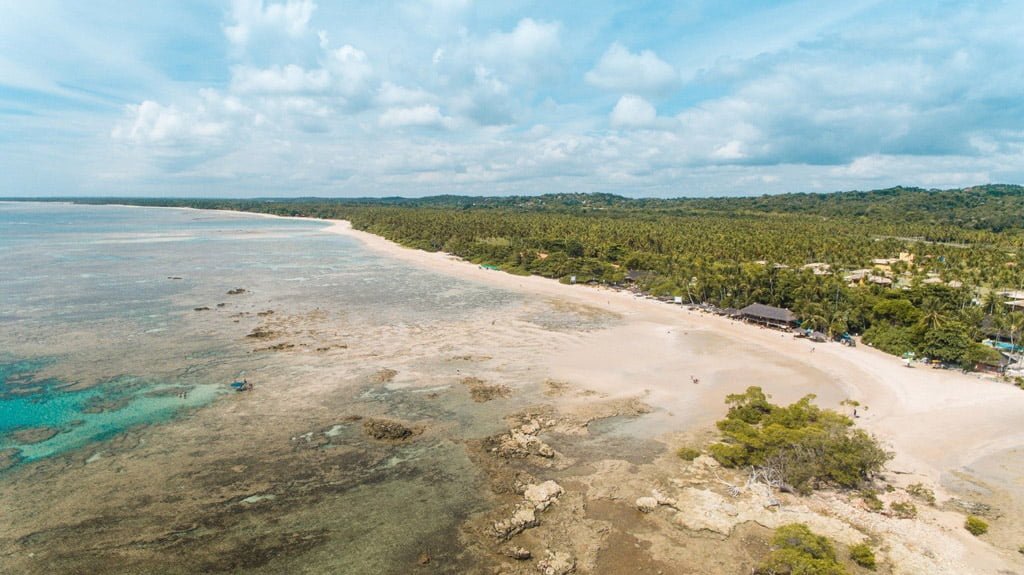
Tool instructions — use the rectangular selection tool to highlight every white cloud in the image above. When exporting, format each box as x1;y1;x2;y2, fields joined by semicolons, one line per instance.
110;101;223;144
224;0;316;47
110;90;259;148
586;43;679;95
451;65;514;125
21;0;1019;197
226;42;375;108
456;18;562;86
712;140;747;160
377;82;435;106
379;105;453;129
231;64;331;94
610;95;657;128
325;44;374;99
478;18;560;63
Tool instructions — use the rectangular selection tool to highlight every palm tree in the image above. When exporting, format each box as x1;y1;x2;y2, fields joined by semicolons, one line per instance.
917;297;948;332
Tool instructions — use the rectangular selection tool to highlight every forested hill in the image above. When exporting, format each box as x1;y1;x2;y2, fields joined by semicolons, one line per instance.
47;184;1024;232
344;184;1024;231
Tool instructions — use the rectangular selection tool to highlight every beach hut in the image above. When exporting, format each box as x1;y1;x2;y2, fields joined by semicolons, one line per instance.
975;353;1012;375
739;303;798;329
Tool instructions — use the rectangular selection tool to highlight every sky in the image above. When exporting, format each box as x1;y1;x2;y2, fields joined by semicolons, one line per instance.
1;0;1023;198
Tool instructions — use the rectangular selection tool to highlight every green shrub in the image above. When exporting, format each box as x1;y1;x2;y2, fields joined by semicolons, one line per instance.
861;324;916;356
889;501;917;519
860;489;884;512
709;387;891;494
849;542;876;570
906;483;936;505
676;446;700;461
755;524;848;575
965;515;988;536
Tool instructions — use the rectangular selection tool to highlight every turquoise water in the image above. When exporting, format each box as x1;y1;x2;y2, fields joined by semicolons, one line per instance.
0;202;520;466
0;357;223;461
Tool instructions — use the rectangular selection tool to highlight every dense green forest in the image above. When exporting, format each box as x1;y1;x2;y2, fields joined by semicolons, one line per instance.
26;185;1024;371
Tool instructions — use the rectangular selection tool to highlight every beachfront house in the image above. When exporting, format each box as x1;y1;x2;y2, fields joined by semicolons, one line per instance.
739;303;798;329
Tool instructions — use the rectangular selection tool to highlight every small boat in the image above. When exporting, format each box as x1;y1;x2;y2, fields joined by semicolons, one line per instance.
230;380;250;391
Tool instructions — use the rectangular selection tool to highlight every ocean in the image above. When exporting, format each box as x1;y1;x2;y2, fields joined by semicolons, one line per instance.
0;202;518;466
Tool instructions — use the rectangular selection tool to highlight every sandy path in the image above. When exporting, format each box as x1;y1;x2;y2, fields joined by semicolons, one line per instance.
314;219;1024;488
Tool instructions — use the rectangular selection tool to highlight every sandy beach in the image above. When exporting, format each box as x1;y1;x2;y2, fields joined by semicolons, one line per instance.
2;208;1023;574
322;218;1024;570
327;218;1024;470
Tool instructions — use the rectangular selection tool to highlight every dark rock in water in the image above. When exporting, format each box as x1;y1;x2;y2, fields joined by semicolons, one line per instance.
362;418;420;441
246;327;277;339
82;396;132;414
7;426;61;444
258;342;295;352
461;377;511;402
216;302;227;307
227;288;247;295
194;306;211;311
167;276;183;280
0;448;22;471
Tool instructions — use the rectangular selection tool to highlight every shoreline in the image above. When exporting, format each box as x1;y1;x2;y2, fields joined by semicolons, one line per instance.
20;201;1024;478
312;217;1024;469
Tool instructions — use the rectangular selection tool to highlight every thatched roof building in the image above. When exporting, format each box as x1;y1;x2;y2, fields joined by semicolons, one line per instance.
739;303;798;328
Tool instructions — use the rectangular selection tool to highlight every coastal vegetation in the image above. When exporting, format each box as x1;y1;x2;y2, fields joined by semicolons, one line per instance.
965;515;990;536
848;542;877;570
708;387;890;495
675;446;701;461
756;523;848;575
40;184;1024;369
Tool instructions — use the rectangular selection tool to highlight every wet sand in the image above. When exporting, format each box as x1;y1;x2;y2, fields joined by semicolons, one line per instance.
1;209;1023;574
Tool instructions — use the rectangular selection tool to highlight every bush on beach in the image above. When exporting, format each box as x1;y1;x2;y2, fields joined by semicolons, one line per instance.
709;387;891;495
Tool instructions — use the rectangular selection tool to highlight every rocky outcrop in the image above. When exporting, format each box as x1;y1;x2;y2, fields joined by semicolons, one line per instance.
461;376;511;402
636;487;679;513
492;507;539;540
362;418;421;441
524;480;564;511
486;419;556;459
246;327;277;339
8;426;61;444
492;480;564;540
537;550;576;575
636;496;659;513
504;546;531;560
